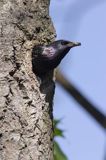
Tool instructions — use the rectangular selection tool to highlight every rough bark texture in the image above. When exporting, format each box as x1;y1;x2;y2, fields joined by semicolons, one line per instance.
0;0;56;159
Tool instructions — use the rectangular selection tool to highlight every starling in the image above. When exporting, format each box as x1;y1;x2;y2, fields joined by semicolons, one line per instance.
32;40;81;76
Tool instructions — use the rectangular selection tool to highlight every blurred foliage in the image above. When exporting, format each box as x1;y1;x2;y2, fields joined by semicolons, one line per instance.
54;141;67;160
54;119;64;137
54;119;68;160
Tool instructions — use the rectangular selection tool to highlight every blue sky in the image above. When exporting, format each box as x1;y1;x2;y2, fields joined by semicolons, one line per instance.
50;0;106;160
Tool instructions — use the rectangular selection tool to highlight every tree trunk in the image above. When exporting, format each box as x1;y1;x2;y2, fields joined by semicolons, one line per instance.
0;0;56;159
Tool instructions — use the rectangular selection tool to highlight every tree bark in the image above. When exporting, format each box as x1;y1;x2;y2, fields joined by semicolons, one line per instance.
0;0;56;159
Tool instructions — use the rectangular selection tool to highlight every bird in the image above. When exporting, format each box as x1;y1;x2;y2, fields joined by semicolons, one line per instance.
32;40;81;76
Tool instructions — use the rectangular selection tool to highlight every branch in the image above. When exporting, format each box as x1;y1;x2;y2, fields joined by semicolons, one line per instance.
56;70;106;129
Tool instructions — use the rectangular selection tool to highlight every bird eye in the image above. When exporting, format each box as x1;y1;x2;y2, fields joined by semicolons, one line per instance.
61;41;69;45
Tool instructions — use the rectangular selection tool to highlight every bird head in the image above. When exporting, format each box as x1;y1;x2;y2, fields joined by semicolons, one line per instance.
32;40;81;76
41;40;81;62
32;40;81;59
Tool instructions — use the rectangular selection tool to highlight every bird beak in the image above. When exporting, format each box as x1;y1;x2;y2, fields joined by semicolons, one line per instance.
67;42;81;48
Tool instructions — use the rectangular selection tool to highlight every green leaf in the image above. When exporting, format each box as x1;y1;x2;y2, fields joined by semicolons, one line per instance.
54;119;61;128
54;128;64;137
54;119;64;137
54;141;67;160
